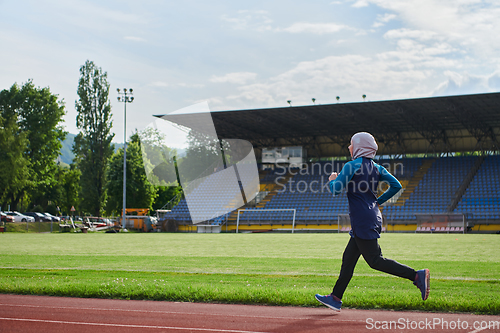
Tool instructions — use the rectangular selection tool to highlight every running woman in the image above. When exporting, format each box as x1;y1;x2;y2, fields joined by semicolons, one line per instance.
315;132;430;311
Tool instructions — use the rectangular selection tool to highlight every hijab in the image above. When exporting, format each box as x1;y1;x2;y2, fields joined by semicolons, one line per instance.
350;132;378;159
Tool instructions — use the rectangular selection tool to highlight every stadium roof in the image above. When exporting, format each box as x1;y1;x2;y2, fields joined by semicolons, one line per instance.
158;92;500;158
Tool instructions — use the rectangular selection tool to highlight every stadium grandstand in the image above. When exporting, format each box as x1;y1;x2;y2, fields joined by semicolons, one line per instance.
158;92;500;234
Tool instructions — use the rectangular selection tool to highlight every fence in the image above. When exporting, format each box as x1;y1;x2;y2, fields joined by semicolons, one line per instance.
3;221;57;233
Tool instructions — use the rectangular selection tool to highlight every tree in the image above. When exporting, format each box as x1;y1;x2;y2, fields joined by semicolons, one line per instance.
0;81;66;210
27;164;81;215
53;165;81;216
105;133;157;215
152;185;182;211
177;130;225;184
19;81;67;207
0;114;30;209
73;60;114;216
138;126;178;186
136;126;181;211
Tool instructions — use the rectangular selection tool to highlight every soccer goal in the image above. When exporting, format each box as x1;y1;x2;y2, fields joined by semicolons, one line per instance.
235;208;296;233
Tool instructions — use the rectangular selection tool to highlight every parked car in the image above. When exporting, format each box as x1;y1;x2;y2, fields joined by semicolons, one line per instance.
5;211;35;222
24;212;52;222
0;212;15;223
42;212;60;222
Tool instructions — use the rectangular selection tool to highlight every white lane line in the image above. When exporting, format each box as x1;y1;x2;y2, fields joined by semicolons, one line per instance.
468;327;489;333
0;303;361;323
0;317;271;333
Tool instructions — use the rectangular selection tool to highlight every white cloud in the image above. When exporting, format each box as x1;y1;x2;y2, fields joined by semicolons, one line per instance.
379;13;397;23
220;10;356;36
124;36;146;42
41;0;149;34
372;13;396;27
211;30;469;111
365;0;500;58
218;53;438;109
149;81;169;87
384;28;439;42
149;81;205;88
282;22;350;34
220;10;273;32
203;97;225;108
210;72;257;85
352;0;370;8
4;0;500;141
433;70;500;96
488;72;500;90
177;83;205;88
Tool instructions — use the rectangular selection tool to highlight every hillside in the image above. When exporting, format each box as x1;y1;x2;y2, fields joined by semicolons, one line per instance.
59;133;124;165
59;133;76;164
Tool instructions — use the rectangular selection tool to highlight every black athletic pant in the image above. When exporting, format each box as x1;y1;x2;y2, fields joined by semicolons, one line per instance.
332;236;416;299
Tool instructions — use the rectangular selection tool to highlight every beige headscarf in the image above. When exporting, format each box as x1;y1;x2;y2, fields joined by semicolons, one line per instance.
350;132;378;159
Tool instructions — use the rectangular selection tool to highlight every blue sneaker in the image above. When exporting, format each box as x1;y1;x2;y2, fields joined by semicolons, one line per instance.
413;269;430;301
315;294;342;311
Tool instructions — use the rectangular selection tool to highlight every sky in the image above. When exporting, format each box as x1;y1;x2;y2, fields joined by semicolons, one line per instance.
1;0;500;145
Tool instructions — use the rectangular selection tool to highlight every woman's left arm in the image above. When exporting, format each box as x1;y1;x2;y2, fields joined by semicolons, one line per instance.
377;166;402;205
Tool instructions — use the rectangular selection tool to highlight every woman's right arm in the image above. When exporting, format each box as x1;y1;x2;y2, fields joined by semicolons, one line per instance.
329;160;358;196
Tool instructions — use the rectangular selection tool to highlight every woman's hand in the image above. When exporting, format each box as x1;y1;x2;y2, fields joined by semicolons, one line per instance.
329;172;338;181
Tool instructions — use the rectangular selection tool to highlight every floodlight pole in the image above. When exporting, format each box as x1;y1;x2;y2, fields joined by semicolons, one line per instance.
117;88;134;230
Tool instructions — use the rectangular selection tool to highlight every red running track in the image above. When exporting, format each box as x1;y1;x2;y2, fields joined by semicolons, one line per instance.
0;294;499;333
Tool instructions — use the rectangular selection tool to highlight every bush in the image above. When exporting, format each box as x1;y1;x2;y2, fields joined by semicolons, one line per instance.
45;203;58;216
32;205;44;213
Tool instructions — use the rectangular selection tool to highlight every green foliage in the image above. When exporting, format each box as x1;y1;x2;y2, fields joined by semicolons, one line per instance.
45;203;58;216
18;81;67;192
23;165;81;215
105;133;157;215
73;60;114;216
138;126;178;186
136;126;181;210
153;185;182;210
58;165;81;215
0;114;30;208
178;130;224;183
0;80;65;210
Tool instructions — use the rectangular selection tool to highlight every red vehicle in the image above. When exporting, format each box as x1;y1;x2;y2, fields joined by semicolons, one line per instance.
0;212;15;223
82;217;114;231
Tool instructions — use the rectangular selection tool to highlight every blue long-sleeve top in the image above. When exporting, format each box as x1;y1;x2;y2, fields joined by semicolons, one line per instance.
329;157;402;239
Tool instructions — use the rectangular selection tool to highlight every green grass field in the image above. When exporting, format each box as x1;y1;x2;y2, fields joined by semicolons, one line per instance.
0;233;498;314
3;221;57;233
